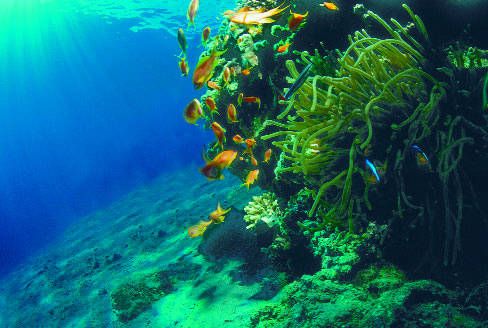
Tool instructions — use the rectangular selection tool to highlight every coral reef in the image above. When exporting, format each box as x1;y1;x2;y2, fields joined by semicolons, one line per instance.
254;3;488;281
250;232;482;327
309;223;385;280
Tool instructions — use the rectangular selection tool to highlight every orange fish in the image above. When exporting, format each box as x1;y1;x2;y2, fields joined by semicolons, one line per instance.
187;0;200;25
243;169;259;189
227;103;238;123
179;57;190;76
250;156;258;166
224;5;288;25
192;48;226;89
244;138;256;156
188;220;212;238
205;97;219;116
233;134;244;144
241;68;251;76
277;43;291;53
202;26;211;43
184;99;203;124
288;11;308;31
211;122;226;149
200;150;238;180
264;148;272;163
223;66;231;85
320;2;339;11
209;202;231;223
243;96;261;109
245;138;256;148
207;81;221;90
237;92;244;106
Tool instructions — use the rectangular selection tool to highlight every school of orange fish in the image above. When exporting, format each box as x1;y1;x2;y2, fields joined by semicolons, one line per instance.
178;1;339;237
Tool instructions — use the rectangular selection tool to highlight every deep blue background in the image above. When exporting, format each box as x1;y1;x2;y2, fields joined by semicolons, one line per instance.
0;4;212;276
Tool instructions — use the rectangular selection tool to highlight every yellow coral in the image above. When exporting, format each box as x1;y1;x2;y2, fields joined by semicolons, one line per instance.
243;192;283;230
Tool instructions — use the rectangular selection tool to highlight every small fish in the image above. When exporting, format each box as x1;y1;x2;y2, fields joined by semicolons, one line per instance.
243;169;260;189
211;122;226;150
177;28;187;54
244;138;256;156
250;156;258;166
309;139;321;154
277;43;291;53
245;138;256;148
237;92;244;106
411;144;430;168
202;26;211;43
188;220;212;238
187;0;200;26
264;148;272;163
288;11;308;31
209;202;231;223
207;81;221;90
223;66;231;85
179;57;189;76
192;48;227;89
227;103;238;123
320;2;339;11
365;158;381;184
200;150;238;180
283;63;313;100
233;134;244;144
241;68;251;76
243;96;261;109
184;99;203;124
205;97;219;116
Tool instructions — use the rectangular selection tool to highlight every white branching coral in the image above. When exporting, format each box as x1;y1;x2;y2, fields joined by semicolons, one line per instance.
243;192;283;230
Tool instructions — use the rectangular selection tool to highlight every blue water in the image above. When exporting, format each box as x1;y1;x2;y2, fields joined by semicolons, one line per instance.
0;1;217;276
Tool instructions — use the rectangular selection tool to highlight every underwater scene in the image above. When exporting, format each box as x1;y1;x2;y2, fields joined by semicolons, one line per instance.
1;0;488;326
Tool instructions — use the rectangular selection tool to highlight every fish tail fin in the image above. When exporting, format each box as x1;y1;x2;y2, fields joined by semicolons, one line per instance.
258;18;276;24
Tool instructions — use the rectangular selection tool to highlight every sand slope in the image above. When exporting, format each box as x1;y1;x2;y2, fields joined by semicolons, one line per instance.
0;166;268;327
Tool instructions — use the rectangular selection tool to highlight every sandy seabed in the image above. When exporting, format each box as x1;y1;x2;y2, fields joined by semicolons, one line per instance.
0;166;266;327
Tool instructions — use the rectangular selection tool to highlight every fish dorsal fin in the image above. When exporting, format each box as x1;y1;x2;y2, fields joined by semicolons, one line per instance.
237;6;251;12
196;53;211;67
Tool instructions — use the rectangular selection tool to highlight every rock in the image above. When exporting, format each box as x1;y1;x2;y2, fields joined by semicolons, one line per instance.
111;271;174;323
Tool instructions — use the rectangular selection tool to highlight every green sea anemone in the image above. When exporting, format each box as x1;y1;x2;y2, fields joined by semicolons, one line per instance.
262;4;444;230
